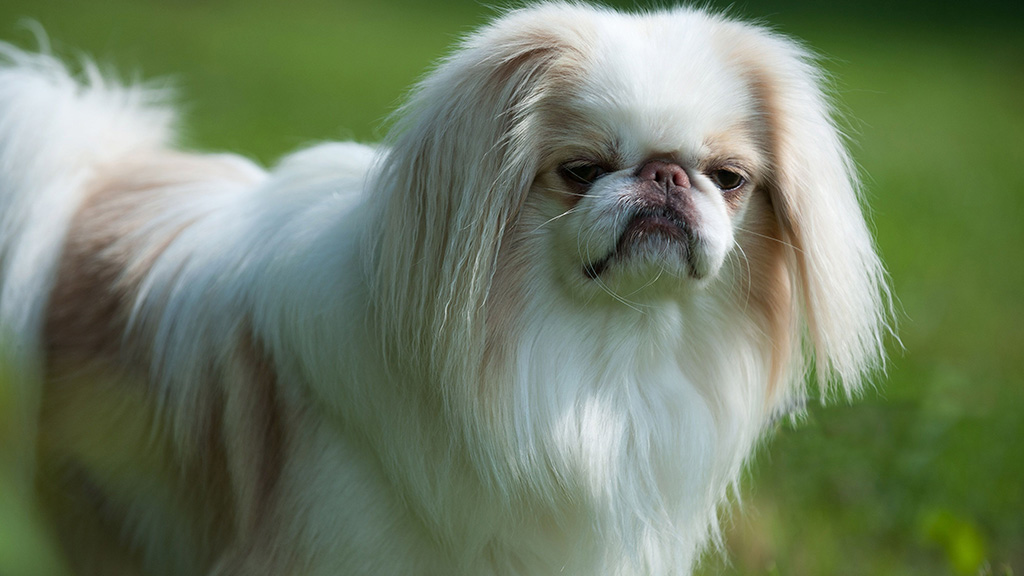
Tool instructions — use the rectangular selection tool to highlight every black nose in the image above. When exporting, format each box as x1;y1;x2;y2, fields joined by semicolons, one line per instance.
636;160;690;190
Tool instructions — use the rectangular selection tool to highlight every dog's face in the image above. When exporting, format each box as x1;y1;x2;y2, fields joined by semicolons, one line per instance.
452;9;780;314
525;23;768;300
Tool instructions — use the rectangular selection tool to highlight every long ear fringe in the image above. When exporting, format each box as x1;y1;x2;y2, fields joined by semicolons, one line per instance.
727;26;894;397
365;10;576;382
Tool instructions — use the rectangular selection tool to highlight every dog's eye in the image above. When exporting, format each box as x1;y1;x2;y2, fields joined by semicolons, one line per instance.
560;163;608;187
709;169;745;191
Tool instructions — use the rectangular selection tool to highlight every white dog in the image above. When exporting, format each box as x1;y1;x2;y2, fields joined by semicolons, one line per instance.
0;3;890;575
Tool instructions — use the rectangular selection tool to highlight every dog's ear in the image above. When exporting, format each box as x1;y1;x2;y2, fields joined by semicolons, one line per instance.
367;7;586;378
722;24;893;395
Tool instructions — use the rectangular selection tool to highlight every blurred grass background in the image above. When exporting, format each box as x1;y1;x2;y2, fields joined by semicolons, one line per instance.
0;0;1021;574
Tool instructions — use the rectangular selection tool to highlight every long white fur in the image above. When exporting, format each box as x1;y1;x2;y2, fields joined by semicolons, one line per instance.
0;3;890;575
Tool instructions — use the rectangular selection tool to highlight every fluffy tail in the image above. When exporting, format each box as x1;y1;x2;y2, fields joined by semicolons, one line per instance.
0;41;174;485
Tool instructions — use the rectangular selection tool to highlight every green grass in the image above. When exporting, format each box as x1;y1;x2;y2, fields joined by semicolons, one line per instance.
1;1;1021;574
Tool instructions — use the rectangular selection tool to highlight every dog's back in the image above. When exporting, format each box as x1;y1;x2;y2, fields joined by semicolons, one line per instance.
0;41;389;575
0;46;273;574
0;45;175;531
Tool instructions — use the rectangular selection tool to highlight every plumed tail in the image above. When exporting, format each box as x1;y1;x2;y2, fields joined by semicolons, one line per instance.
0;42;174;338
0;41;174;483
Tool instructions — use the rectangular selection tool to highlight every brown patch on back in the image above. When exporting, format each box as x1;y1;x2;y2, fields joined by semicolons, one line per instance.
45;151;256;365
222;329;285;537
40;151;288;573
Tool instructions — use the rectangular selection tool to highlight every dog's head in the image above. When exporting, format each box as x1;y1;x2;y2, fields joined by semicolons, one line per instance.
369;4;889;400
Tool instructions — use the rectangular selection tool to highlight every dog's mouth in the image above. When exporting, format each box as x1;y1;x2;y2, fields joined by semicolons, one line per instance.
583;207;696;279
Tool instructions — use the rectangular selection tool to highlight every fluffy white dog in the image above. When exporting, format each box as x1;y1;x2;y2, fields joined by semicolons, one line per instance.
0;3;890;575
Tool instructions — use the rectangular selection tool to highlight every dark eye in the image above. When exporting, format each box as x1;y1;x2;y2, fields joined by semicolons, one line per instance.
559;163;608;187
709;169;745;191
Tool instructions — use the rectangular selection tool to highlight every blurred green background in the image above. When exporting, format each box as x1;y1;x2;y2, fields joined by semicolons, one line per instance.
0;0;1021;574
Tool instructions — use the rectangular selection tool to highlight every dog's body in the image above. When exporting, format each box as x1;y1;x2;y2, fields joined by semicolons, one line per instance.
0;4;890;575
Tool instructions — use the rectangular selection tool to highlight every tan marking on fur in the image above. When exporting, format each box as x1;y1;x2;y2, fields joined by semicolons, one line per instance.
480;44;593;385
46;151;251;365
41;151;287;573
222;329;285;537
733;191;795;403
482;222;532;390
716;29;802;404
701;127;768;211
701;128;766;174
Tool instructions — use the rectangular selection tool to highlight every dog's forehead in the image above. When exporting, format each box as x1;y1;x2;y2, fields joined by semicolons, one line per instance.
569;12;756;156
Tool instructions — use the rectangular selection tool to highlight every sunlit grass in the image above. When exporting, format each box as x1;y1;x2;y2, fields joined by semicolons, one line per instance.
0;350;68;576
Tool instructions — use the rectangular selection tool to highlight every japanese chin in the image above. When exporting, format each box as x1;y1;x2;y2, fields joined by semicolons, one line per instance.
0;3;891;575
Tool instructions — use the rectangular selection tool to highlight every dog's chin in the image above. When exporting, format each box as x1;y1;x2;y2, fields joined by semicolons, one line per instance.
582;214;725;294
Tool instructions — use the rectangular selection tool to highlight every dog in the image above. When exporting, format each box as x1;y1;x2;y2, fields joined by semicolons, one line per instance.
0;3;891;574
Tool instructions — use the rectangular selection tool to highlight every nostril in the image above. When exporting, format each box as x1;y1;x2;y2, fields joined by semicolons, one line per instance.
637;160;690;189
